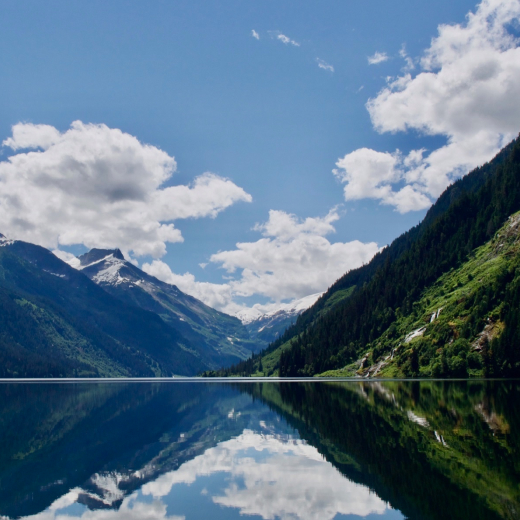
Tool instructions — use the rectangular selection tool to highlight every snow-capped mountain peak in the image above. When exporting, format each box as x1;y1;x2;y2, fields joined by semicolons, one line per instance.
76;249;129;285
236;293;323;345
0;233;15;247
77;248;125;269
235;307;264;325
236;293;322;325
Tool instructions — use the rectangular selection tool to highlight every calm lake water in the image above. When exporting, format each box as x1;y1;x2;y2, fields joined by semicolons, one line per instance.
0;380;518;520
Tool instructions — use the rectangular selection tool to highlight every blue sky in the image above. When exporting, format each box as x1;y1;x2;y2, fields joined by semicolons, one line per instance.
1;0;519;313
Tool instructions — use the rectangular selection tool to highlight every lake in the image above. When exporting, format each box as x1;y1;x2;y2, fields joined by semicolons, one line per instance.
0;379;518;520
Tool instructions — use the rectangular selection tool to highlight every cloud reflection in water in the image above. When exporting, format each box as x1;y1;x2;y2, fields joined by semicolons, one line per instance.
143;429;392;519
16;428;393;520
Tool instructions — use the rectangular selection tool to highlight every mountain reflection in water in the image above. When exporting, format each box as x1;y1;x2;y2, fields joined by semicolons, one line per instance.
0;380;518;520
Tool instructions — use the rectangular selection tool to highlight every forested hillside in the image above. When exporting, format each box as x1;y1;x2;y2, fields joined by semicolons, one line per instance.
0;240;206;377
208;135;520;378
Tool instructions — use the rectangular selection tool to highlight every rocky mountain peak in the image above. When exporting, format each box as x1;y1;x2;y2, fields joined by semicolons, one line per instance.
78;248;125;267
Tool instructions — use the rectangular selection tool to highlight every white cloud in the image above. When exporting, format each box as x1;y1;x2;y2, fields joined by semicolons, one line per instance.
3;123;61;151
367;51;389;65
141;262;238;312
251;29;260;40
271;31;300;47
0;121;251;258
53;249;81;268
18;489;184;520
399;44;415;71
143;430;391;520
143;208;379;313
340;0;520;212
334;148;400;200
317;58;334;72
333;148;432;213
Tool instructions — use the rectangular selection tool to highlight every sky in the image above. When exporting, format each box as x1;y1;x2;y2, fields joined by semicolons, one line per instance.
1;0;519;315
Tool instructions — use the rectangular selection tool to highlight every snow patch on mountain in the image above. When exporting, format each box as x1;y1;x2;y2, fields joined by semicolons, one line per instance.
73;249;144;287
43;269;66;278
236;293;322;325
78;253;116;271
92;259;127;285
0;233;15;247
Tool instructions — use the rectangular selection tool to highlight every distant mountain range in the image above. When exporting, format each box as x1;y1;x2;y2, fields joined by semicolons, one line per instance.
0;237;291;377
0;224;322;377
235;293;322;346
74;248;319;359
209;134;520;379
0;237;204;376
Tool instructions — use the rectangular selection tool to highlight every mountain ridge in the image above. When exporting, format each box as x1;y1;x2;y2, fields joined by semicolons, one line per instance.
0;238;207;377
72;247;259;367
206;134;520;378
235;293;322;348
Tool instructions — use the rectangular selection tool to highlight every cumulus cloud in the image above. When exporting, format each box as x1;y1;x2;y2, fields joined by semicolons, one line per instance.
339;0;520;212
3;123;61;151
53;249;81;268
269;31;300;47
143;208;379;313
317;58;334;72
334;148;432;213
0;121;251;258
141;262;237;312
143;430;391;520
251;29;260;40
367;51;389;65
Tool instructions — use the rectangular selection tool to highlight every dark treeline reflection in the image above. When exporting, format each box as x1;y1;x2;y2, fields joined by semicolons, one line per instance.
0;380;519;520
0;382;257;518
240;380;520;520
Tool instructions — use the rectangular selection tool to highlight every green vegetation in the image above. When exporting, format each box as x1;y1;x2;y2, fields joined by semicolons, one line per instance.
244;380;520;520
323;211;520;378
82;252;258;368
0;242;206;377
210;135;520;379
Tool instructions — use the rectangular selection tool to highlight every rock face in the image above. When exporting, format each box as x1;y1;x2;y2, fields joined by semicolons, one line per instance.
76;249;257;368
236;293;322;347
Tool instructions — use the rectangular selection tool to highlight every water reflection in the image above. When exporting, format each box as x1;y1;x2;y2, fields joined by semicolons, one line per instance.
143;430;391;519
0;380;518;520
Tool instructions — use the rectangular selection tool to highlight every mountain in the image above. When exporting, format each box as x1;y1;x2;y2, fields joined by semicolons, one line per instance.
75;248;257;367
235;293;322;347
322;209;520;378
0;238;206;377
208;134;520;378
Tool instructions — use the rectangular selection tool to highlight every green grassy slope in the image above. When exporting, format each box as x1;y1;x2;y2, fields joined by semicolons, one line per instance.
322;211;520;377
